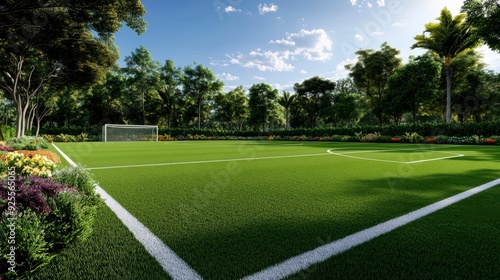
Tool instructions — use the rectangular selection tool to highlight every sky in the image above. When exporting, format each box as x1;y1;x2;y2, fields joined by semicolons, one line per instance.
114;0;500;92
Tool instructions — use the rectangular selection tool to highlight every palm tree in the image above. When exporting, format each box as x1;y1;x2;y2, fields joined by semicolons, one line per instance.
412;7;479;123
278;91;296;129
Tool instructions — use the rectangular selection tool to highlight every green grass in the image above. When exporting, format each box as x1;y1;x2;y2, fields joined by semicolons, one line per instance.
47;141;500;279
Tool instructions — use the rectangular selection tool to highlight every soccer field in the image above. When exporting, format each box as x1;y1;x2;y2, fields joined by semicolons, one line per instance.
51;141;500;279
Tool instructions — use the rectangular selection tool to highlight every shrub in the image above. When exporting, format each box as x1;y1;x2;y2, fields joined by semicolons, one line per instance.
0;152;57;178
435;135;449;144
483;138;497;145
76;133;89;142
54;134;76;142
0;177;69;216
390;137;402;143
424;137;438;144
0;167;102;278
7;136;49;150
0;209;54;278
489;135;500;142
42;134;54;143
402;132;423;143
361;132;381;142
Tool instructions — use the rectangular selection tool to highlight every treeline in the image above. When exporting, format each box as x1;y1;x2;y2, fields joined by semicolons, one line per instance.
1;2;499;138
37;121;500;139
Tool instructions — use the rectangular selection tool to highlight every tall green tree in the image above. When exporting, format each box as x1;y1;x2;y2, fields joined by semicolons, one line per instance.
123;46;162;125
213;86;249;130
182;64;223;129
385;53;442;123
412;7;480;123
0;1;146;137
462;0;500;52
294;76;336;128
346;42;402;125
158;60;183;129
278;91;296;129
248;83;279;131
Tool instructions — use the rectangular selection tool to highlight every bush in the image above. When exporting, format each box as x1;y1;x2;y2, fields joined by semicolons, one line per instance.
361;132;381;142
483;138;497;145
0;167;101;278
0;209;54;278
7;137;49;150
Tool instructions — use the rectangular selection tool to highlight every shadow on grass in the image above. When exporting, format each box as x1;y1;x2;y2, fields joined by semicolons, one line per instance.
162;168;500;279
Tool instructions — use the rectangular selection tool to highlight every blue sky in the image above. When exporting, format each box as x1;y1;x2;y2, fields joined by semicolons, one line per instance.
114;0;500;92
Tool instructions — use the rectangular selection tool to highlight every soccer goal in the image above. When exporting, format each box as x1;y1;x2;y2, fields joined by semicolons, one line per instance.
102;124;158;142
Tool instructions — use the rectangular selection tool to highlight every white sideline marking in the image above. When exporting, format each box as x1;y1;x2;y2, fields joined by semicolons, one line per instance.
243;179;500;280
52;144;203;280
87;153;331;170
327;149;464;164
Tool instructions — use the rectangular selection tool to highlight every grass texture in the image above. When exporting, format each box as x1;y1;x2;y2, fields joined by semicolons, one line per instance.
46;141;500;279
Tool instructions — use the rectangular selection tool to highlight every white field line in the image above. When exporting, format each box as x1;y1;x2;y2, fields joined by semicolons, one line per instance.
243;178;500;280
327;149;464;164
87;153;331;170
52;144;203;280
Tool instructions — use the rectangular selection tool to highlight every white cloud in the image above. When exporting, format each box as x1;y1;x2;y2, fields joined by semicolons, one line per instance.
377;0;385;7
478;45;500;72
218;73;240;81
258;3;278;15
354;34;364;42
224;6;241;13
327;58;357;80
392;22;403;27
367;3;373;8
371;31;384;36
228;28;333;72
228;51;294;72
270;29;333;61
253;76;266;81
350;0;357;5
300;70;307;75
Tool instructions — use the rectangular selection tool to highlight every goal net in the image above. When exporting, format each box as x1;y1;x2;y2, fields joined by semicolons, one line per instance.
102;124;158;142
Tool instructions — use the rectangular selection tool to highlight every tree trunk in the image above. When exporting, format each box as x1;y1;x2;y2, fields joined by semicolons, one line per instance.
445;66;452;123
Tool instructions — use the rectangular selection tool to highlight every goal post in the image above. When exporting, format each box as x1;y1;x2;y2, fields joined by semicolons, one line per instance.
102;124;159;142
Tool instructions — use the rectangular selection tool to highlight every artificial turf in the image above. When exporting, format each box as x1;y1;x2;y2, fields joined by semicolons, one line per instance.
49;141;500;279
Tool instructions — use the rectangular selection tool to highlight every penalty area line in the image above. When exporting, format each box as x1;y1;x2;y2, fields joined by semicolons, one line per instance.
52;144;203;280
87;153;331;170
243;178;500;280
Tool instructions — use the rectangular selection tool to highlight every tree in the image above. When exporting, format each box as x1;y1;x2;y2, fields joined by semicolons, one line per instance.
332;93;365;127
0;1;146;137
248;83;279;131
346;42;402;125
462;0;500;52
123;46;162;125
294;76;336;128
158;60;183;129
213;86;249;130
385;53;442;123
278;91;296;129
182;64;223;129
412;7;480;123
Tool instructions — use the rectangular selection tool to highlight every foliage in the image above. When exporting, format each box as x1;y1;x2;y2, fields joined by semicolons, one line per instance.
462;0;500;51
7;136;49;150
0;166;101;278
0;177;69;216
294;76;336;128
360;132;381;142
54;134;76;142
0;209;54;278
248;83;280;131
1;152;56;178
403;132;424;143
346;42;402;125
412;7;480;123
